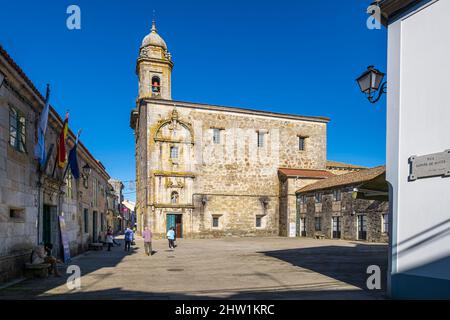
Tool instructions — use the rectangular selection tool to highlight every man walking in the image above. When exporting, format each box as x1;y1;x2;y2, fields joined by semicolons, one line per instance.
124;227;134;252
167;227;175;250
142;226;153;256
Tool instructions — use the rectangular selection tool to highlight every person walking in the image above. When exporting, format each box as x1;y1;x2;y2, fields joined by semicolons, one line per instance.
108;226;121;247
142;226;153;256
167;227;175;250
106;229;114;251
124;227;133;252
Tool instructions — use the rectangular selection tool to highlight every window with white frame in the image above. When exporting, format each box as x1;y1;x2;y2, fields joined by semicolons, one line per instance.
9;106;26;153
170;146;179;159
92;178;98;207
315;192;322;203
66;171;73;200
315;217;322;231
212;128;221;144
333;189;341;201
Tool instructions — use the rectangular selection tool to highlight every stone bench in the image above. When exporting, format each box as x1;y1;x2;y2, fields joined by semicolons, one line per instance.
24;263;51;279
315;234;326;240
89;243;104;251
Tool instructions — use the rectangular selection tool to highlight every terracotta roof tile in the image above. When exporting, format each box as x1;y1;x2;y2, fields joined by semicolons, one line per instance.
296;166;386;193
326;160;367;169
278;168;335;179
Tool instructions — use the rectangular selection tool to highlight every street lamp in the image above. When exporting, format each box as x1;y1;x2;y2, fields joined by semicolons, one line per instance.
356;65;387;103
82;163;91;189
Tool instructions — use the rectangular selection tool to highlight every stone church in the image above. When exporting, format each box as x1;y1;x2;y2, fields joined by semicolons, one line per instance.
130;21;359;238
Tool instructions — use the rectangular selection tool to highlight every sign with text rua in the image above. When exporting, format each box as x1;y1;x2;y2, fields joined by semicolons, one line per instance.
409;150;450;181
59;215;71;263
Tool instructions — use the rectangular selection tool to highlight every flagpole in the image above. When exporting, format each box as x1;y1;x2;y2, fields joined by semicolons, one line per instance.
36;84;50;245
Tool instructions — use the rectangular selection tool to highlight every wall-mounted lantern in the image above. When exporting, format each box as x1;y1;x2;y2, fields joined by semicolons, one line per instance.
201;195;208;207
260;196;270;211
82;163;91;189
356;65;387;103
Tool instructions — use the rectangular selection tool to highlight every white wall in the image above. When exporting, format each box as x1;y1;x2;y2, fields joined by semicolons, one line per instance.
387;0;450;298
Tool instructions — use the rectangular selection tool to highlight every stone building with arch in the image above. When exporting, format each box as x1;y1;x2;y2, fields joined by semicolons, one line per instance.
130;21;354;238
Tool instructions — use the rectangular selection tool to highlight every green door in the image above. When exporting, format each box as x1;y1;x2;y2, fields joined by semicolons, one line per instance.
166;214;176;233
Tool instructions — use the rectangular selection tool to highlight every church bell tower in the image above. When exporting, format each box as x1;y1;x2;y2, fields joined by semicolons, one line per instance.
137;20;173;100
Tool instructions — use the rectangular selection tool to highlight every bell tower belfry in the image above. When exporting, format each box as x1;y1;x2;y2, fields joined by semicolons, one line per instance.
137;20;173;100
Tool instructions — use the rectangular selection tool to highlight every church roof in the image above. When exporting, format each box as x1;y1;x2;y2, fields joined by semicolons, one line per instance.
278;168;335;179
141;98;330;123
141;20;167;50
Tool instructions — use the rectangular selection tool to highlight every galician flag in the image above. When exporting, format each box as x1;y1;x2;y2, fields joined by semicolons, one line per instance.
34;84;50;167
57;112;69;168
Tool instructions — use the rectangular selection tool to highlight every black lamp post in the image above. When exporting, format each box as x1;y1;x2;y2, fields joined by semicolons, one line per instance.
356;66;387;103
82;163;91;189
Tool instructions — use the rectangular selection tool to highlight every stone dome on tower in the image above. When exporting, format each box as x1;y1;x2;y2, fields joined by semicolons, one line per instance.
141;20;167;50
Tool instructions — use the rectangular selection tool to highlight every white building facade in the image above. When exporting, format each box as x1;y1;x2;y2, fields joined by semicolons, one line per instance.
381;0;450;298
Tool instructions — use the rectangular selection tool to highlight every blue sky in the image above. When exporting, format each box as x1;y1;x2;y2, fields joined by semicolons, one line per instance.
0;0;387;201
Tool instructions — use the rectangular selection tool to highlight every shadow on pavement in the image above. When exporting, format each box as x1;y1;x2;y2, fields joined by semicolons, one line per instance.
0;240;140;299
0;286;386;300
259;243;388;291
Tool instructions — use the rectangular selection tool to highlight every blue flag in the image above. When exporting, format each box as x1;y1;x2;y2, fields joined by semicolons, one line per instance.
68;130;81;179
34;84;50;167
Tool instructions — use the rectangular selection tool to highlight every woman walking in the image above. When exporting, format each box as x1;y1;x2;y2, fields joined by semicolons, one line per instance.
106;229;114;251
167;227;175;250
142;226;153;256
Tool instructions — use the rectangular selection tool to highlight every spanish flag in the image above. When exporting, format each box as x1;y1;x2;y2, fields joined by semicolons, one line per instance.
57;112;69;168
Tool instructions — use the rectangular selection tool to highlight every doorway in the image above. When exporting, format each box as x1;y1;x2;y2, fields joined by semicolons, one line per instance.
357;215;367;240
332;216;341;239
42;205;59;257
167;213;183;238
300;218;306;237
93;211;98;242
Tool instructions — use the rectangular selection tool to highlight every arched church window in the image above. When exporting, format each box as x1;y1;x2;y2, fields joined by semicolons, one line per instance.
152;76;161;94
171;191;179;204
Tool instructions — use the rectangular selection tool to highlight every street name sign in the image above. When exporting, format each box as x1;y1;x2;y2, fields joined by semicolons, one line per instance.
409;150;450;181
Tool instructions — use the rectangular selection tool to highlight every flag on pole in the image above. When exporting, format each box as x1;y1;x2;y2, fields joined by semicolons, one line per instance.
68;129;81;179
34;84;50;167
57;112;69;168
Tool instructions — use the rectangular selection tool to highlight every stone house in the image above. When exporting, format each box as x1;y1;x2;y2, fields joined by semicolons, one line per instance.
109;179;124;232
296;166;389;243
0;45;112;283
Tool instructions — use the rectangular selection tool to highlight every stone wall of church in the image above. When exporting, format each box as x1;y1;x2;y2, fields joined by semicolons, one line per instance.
139;100;328;238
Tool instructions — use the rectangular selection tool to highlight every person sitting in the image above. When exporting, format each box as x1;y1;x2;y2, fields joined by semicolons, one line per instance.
31;245;61;277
